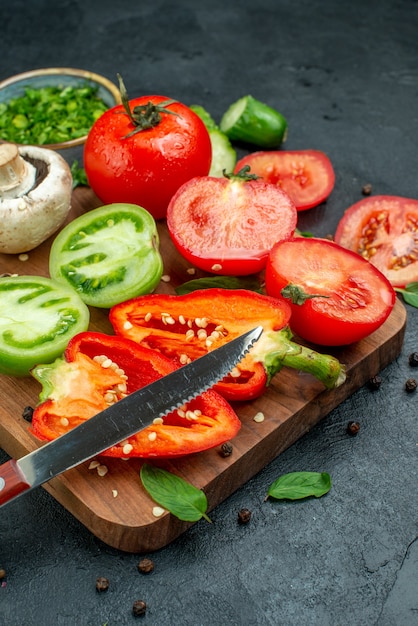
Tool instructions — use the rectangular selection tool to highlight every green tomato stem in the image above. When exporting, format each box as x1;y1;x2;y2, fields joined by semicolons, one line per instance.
251;327;346;389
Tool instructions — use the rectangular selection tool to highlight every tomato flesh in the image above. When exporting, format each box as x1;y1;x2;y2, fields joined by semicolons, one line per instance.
334;195;418;287
84;95;212;220
234;150;335;211
166;176;297;275
265;238;396;346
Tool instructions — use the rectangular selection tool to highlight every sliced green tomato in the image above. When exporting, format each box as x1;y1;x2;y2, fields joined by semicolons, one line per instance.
0;275;90;377
220;95;288;148
49;203;164;308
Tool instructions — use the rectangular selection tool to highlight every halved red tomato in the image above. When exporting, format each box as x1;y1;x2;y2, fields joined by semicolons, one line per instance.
334;195;418;287
166;173;297;275
234;150;335;211
265;237;396;346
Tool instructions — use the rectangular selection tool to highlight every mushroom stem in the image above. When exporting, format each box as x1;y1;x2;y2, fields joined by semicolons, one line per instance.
0;143;36;198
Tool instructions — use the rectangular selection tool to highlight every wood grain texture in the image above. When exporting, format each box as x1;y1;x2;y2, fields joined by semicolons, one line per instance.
0;187;407;552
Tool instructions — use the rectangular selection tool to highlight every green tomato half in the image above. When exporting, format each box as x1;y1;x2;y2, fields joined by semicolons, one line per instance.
0;275;90;377
49;203;164;308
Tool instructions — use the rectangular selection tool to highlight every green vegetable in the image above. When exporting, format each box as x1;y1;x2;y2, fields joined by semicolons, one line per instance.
266;471;332;501
0;275;90;377
140;463;211;522
176;275;263;295
395;282;418;308
190;104;236;176
49;203;164;308
70;160;88;188
220;95;288;148
0;84;108;145
189;104;218;130
208;128;237;176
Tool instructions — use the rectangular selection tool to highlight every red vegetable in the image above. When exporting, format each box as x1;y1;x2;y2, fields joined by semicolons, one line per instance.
265;237;396;346
110;289;346;401
84;87;212;220
166;171;297;275
31;332;241;458
334;195;418;287
234;149;335;211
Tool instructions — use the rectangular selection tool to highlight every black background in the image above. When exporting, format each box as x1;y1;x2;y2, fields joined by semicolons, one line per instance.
1;1;417;624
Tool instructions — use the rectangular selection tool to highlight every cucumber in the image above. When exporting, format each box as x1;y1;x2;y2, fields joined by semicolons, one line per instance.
189;104;218;130
208;128;237;176
220;95;288;148
190;104;237;176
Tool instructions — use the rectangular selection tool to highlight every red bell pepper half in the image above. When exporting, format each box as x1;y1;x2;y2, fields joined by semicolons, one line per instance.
109;289;346;402
30;332;241;458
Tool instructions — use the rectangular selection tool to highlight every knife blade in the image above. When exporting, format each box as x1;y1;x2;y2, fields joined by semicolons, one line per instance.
0;325;263;507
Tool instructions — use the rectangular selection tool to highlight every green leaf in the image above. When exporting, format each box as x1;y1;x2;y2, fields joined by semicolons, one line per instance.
176;275;262;295
395;282;418;308
267;471;332;501
294;228;315;238
140;463;211;523
70;160;88;188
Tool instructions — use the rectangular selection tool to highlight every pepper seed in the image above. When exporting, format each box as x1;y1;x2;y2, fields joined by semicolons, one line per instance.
96;576;109;592
405;378;417;393
137;558;154;574
346;421;361;436
132;600;147;616
238;508;252;524
408;352;418;367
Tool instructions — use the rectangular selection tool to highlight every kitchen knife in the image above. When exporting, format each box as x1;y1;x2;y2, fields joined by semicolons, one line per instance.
0;325;263;507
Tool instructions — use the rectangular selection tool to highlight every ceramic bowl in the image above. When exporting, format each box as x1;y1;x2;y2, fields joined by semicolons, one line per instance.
0;67;121;150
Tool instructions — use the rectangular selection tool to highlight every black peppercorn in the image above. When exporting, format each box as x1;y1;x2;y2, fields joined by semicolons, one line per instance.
405;378;417;393
367;375;382;390
95;576;109;592
238;508;252;524
137;558;154;574
362;183;373;196
347;421;361;436
218;442;233;458
132;600;147;616
22;406;34;422
408;352;418;367
0;568;6;580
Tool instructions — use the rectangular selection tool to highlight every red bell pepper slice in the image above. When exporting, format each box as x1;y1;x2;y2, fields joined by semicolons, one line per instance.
31;332;241;458
109;289;346;401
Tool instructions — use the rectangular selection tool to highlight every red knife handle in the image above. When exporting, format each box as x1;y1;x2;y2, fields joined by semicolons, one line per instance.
0;459;31;506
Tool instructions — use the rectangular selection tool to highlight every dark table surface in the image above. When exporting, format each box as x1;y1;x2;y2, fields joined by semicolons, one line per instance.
1;1;417;625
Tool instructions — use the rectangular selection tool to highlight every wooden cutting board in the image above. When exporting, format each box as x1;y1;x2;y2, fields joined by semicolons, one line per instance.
0;187;407;553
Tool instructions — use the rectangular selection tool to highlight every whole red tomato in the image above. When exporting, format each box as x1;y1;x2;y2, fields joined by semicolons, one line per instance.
84;93;212;219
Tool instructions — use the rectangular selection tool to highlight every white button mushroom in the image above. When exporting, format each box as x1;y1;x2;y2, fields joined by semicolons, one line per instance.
0;143;72;254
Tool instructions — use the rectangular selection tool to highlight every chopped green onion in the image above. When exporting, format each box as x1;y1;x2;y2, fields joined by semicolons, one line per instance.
0;83;109;145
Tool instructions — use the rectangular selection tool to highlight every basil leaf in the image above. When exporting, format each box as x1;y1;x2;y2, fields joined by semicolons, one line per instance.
395;282;418;308
267;471;332;501
140;463;211;523
176;275;262;295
